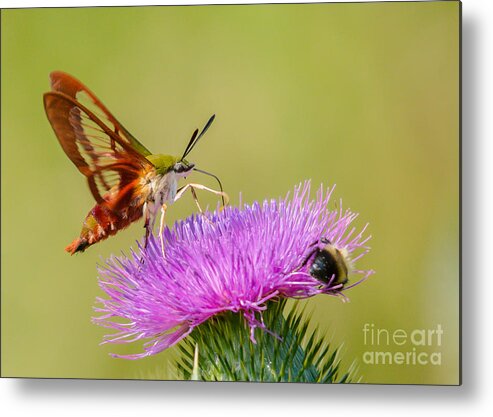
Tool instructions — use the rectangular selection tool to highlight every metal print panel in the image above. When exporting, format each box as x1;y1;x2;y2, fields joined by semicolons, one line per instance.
1;1;460;385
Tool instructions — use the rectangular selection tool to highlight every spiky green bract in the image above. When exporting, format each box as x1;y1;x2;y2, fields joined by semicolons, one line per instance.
176;299;355;383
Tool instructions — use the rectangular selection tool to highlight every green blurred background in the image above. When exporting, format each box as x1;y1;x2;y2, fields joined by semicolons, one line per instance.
1;2;459;384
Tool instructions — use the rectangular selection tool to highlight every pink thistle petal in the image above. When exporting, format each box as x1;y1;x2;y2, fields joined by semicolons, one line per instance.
94;181;373;359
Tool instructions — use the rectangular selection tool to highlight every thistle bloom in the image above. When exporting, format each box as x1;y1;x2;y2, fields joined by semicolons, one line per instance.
93;181;374;359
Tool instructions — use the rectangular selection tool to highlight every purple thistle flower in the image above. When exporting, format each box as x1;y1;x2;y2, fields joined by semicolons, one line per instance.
93;181;374;359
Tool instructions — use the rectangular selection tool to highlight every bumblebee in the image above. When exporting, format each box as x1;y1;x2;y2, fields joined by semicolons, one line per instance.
307;239;349;287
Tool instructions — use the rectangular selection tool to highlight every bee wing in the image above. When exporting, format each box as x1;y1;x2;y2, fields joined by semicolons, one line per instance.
44;84;152;205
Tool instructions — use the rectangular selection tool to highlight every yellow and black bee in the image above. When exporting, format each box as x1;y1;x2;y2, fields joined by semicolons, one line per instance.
306;238;350;287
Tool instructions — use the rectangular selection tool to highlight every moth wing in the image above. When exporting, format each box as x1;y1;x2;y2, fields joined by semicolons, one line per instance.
48;71;152;156
44;89;152;205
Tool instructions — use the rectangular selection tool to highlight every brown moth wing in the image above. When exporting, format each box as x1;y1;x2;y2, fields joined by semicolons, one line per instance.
44;89;152;204
43;72;155;253
48;71;151;156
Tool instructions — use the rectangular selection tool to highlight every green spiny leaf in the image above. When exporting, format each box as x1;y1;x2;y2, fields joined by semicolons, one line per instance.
175;299;358;383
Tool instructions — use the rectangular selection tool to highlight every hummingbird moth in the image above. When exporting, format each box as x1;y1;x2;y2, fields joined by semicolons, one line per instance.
44;71;227;254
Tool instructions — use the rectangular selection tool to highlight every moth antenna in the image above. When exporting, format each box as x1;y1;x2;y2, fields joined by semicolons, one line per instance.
181;114;215;160
181;129;199;161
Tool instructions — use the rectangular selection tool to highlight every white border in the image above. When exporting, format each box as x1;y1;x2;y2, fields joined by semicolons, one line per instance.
0;0;423;7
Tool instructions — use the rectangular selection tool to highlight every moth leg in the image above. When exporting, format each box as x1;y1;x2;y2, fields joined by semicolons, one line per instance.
143;202;151;250
159;203;168;257
174;183;230;207
190;187;215;225
190;187;203;214
175;183;229;224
